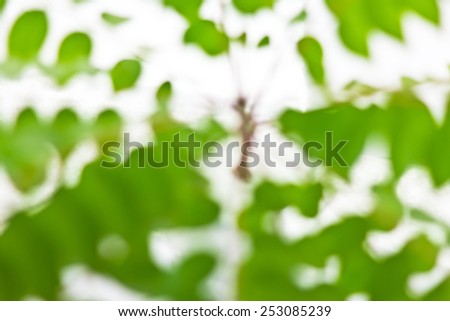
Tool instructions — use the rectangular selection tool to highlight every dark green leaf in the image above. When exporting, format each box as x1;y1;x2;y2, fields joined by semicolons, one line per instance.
235;32;247;45
257;36;270;48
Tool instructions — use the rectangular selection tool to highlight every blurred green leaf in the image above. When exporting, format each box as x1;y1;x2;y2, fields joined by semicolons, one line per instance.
382;93;437;177
93;109;123;146
368;184;403;231
279;97;445;183
427;102;450;186
410;209;435;223
234;32;247;45
166;253;216;300
163;0;203;22
156;81;173;110
49;109;87;158
232;0;274;14
239;210;440;299
101;13;129;26
297;37;325;85
325;0;440;56
0;108;52;191
291;10;308;24
50;32;94;84
184;20;229;56
257;36;270;48
8;10;48;61
280;105;376;178
403;0;440;24
0;107;123;191
110;59;142;92
425;278;450;300
58;32;92;64
343;80;378;98
239;181;323;233
369;236;438;300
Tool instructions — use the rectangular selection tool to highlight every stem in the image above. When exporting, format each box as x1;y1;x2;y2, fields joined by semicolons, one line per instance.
233;96;256;181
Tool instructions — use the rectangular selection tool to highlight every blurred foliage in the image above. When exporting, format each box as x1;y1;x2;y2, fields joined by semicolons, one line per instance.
324;0;440;55
0;108;122;191
279;94;446;183
0;0;449;302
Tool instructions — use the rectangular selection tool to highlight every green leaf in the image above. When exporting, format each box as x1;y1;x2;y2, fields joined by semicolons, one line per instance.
410;209;436;223
280;105;376;177
366;0;404;39
369;236;438;300
184;20;229;56
324;0;440;56
167;253;216;300
58;32;92;64
93;110;123;146
8;10;48;61
382;93;437;177
427;102;450;186
403;0;440;24
425;278;450;300
0;108;52;191
156;81;173;110
291;10;308;24
110;59;142;92
279;96;444;182
368;184;403;231
0;107;122;191
0;0;6;13
257;35;270;48
48;32;94;84
239;181;323;233
232;0;275;14
233;32;247;45
297;37;325;85
101;12;129;26
50;109;88;158
163;0;203;22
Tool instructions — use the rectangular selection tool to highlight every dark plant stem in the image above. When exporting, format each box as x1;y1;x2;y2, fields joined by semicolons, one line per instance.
233;96;256;181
